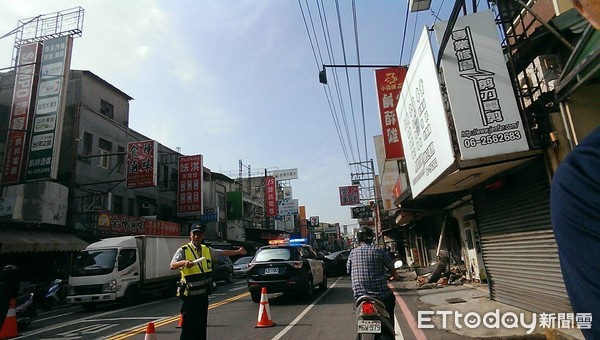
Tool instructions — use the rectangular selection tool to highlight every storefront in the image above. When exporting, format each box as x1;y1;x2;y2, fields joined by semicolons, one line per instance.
473;157;571;313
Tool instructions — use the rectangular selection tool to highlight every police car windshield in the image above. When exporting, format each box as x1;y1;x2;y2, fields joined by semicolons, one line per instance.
255;248;291;262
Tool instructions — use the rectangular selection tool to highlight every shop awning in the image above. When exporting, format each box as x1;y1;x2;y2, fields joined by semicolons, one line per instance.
0;228;89;254
555;24;600;101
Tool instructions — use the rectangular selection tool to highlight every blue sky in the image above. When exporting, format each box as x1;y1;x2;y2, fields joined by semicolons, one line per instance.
0;0;466;231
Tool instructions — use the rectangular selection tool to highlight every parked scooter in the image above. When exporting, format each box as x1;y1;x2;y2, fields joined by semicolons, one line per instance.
42;279;68;311
354;295;395;340
15;292;37;331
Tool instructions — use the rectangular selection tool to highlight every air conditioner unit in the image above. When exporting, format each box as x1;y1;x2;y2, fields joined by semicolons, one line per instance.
519;55;561;108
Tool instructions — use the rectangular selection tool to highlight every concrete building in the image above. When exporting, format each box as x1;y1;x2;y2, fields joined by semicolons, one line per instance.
377;0;599;316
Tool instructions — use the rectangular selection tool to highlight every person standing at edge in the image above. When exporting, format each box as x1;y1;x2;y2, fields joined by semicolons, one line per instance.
551;3;600;339
551;127;600;340
170;223;246;340
347;226;400;337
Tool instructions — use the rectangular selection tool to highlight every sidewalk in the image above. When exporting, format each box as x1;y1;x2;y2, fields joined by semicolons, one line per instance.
392;270;585;339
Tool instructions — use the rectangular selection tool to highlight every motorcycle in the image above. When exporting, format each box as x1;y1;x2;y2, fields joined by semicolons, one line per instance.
354;295;395;340
15;292;37;331
42;279;68;311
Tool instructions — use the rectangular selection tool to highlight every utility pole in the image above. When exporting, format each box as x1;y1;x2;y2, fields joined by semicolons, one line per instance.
350;159;383;245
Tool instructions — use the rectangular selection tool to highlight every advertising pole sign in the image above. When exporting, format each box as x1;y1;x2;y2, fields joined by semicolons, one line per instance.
339;185;360;206
2;43;42;184
435;10;529;160
25;36;73;181
375;67;408;160
273;168;298;181
177;155;203;216
396;27;455;197
127;140;158;188
310;216;319;228
265;176;277;217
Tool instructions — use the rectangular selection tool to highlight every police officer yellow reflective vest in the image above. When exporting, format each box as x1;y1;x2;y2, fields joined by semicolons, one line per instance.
178;242;213;297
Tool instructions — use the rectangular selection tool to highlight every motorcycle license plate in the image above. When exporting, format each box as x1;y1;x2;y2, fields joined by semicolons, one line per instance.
357;320;381;333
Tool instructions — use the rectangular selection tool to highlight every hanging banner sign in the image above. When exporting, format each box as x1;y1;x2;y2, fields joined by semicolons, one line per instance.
265;176;277;217
177;155;203;216
375;67;408;160
2;43;42;184
339;185;360;206
127;140;158;188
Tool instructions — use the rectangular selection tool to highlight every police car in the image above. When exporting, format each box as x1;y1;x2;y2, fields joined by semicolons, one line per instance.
246;238;327;303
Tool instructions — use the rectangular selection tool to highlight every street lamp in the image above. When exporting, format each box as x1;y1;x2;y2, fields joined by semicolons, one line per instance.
409;0;431;12
318;64;403;85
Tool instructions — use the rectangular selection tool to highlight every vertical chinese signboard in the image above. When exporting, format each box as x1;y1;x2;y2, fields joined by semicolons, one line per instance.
375;67;407;160
265;176;277;217
177;155;203;216
435;10;529;160
2;43;42;184
339;185;360;206
25;36;73;181
126;140;158;188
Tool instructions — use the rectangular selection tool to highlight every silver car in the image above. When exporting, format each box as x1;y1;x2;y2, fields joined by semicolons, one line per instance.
233;256;253;278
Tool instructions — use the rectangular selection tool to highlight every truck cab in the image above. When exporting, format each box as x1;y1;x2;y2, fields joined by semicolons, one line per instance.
66;236;141;310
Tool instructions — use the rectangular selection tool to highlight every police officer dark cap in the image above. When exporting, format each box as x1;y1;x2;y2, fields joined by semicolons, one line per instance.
190;223;206;233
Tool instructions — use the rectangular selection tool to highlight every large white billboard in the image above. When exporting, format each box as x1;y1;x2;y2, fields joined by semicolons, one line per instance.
396;27;455;197
435;10;529;160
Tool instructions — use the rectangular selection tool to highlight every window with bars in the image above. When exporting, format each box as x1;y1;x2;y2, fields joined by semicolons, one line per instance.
98;138;112;169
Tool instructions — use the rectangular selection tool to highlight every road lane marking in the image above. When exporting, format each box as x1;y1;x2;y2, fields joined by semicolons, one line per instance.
14;299;166;339
106;292;250;339
389;282;427;340
270;277;342;340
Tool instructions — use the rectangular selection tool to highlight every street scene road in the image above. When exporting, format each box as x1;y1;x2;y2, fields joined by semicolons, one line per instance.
13;273;570;340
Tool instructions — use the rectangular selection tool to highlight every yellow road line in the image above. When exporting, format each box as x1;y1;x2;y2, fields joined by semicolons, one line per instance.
107;292;250;340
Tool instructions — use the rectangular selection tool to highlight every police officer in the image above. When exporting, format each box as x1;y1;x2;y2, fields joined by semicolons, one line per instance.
170;224;246;340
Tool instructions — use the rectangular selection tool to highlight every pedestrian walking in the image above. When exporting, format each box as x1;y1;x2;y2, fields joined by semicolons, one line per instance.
170;224;246;340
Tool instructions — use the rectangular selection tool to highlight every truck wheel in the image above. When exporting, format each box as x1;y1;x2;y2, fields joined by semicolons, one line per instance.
122;286;140;306
81;303;97;311
251;291;261;303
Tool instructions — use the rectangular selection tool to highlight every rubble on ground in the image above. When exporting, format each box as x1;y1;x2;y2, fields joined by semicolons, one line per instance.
415;265;469;288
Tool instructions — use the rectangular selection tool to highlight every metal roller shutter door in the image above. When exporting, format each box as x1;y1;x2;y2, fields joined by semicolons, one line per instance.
473;158;571;313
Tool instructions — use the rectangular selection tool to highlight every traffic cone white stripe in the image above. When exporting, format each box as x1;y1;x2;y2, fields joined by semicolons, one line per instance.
0;298;18;339
255;287;274;328
144;322;157;340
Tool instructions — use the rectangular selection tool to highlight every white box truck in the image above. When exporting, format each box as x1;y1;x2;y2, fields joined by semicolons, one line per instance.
66;235;188;310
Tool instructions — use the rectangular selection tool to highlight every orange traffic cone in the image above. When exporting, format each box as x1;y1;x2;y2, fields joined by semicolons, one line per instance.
255;287;275;328
0;298;18;339
144;322;157;340
176;314;182;328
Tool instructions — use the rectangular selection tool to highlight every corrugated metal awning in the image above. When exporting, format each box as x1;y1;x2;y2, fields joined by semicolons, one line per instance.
0;228;89;254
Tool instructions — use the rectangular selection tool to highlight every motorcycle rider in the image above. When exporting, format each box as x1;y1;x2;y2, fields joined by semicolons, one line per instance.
347;226;400;336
